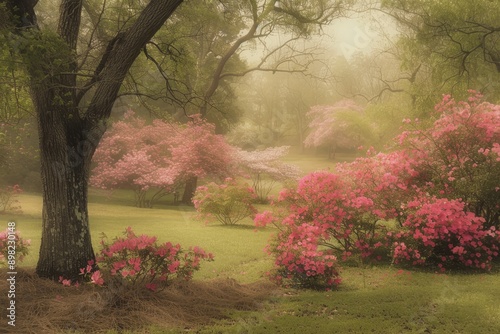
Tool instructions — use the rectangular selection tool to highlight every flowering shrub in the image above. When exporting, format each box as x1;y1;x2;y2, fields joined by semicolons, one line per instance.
0;184;23;214
258;92;500;287
256;172;389;290
58;228;213;291
397;91;500;227
98;227;213;291
391;197;500;271
193;178;257;225
0;228;30;266
257;172;390;260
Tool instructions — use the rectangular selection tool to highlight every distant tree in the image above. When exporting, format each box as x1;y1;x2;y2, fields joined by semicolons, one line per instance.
91;112;234;207
381;0;500;102
304;100;373;158
170;115;235;204
235;146;301;203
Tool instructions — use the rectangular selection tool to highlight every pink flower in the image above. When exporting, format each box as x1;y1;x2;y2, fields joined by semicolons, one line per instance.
90;270;104;286
60;278;72;287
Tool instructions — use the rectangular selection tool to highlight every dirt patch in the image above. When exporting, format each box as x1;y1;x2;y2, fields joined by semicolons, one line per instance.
0;268;278;333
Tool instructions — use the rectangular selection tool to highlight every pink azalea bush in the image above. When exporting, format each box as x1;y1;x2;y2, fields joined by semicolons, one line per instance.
98;227;213;291
398;90;500;227
193;178;257;225
59;227;213;291
0;184;23;214
0;228;30;266
255;172;383;290
391;197;499;271
258;92;500;289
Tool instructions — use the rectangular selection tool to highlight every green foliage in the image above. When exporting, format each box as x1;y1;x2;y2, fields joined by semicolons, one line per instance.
193;178;257;225
0;184;23;214
0;121;40;191
383;0;500;104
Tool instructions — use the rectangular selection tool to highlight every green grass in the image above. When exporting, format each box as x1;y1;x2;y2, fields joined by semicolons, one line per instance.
190;267;500;334
2;190;500;333
0;190;274;283
2;150;499;333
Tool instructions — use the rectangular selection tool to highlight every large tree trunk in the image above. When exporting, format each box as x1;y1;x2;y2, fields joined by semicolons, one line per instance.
181;176;198;204
4;0;184;281
31;78;104;280
36;143;95;280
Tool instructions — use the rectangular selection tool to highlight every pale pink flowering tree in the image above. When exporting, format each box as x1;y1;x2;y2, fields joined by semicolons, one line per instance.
91;112;234;207
91;111;178;207
235;146;301;203
304;100;369;159
169;115;235;204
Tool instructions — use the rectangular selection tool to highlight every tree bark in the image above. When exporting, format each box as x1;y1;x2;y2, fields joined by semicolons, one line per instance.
4;0;184;280
181;176;197;205
30;70;106;279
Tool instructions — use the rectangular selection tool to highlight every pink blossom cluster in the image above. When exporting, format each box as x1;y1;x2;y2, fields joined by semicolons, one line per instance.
391;198;499;271
91;112;234;207
58;259;104;287
59;227;213;291
257;92;500;289
397;90;500;226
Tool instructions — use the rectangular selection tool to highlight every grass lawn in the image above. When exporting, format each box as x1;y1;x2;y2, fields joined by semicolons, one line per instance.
1;151;499;333
1;189;499;333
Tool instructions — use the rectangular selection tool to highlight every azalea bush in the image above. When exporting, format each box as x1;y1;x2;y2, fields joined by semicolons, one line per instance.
258;93;500;288
255;172;386;290
0;184;23;214
97;227;213;291
59;228;213;291
0;228;30;267
193;178;257;225
391;197;500;271
397;91;500;227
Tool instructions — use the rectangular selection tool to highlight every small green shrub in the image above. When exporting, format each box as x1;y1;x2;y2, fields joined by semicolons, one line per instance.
193;178;257;225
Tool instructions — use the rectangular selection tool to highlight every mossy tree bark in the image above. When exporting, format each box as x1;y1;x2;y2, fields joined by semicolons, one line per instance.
2;0;183;280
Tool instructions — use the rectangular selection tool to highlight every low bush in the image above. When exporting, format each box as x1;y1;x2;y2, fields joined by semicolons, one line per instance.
59;227;214;291
0;226;30;267
0;184;23;214
193;178;257;225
